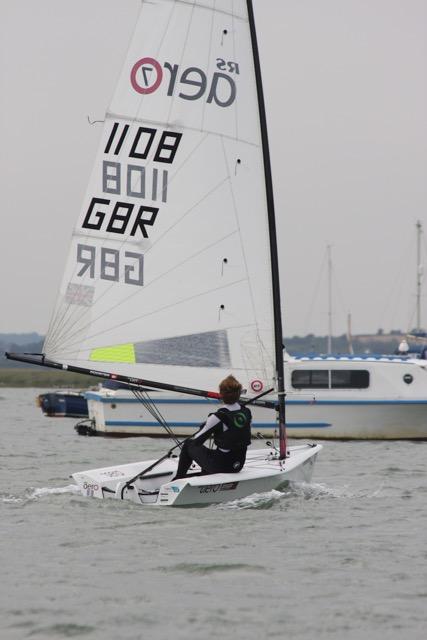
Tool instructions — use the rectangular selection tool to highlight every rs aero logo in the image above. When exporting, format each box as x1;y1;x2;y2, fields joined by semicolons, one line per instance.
130;57;239;108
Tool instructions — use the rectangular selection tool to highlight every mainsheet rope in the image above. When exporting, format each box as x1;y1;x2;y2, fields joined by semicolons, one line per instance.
130;388;182;446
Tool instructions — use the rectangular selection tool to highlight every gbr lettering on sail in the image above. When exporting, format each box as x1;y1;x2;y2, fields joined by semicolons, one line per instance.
76;56;239;287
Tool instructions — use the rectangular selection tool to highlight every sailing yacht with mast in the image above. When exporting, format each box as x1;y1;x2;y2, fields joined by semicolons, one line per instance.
406;220;426;344
7;0;321;506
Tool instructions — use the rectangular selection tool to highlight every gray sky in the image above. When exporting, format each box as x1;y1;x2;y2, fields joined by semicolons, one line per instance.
1;0;426;337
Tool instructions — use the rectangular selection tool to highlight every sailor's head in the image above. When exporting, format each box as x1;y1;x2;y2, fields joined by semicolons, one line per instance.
219;375;242;404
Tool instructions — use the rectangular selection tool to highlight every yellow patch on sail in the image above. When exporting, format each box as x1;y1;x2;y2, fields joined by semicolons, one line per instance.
89;344;136;364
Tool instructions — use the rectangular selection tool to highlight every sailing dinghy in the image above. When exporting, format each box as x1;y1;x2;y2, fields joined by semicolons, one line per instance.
7;0;322;506
72;444;320;507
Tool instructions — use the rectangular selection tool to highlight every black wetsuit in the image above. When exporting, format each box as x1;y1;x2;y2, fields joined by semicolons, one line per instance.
174;402;252;479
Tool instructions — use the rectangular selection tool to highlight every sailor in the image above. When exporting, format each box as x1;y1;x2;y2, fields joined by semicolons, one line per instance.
173;375;252;480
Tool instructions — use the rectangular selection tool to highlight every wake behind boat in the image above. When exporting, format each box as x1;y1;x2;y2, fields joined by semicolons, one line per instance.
72;444;322;507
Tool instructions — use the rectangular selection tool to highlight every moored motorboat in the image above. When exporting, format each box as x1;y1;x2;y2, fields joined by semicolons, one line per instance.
80;353;427;439
37;391;88;418
36;380;128;420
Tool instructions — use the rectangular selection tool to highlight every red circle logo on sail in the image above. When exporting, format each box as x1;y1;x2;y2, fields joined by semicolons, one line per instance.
130;57;163;94
250;379;264;393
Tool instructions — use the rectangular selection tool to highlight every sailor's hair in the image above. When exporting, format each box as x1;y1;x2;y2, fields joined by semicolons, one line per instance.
219;375;242;404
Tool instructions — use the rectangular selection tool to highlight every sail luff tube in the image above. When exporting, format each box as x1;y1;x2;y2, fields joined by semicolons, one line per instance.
4;352;276;409
246;0;287;458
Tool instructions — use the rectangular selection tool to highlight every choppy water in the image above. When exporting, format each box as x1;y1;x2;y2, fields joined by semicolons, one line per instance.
1;388;426;640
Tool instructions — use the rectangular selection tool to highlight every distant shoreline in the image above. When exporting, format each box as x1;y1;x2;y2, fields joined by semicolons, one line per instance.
0;369;101;389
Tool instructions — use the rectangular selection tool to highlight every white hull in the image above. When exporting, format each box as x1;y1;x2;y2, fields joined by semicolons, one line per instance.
72;444;322;507
83;356;427;440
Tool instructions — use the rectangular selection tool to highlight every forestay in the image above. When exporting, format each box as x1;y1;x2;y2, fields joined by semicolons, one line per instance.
44;0;275;395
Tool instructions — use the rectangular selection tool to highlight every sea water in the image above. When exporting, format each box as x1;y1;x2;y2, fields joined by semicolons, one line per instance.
0;388;426;640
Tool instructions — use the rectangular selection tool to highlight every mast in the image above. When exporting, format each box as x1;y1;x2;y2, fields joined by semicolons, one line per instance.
347;312;354;355
247;0;287;458
416;220;423;332
327;244;333;353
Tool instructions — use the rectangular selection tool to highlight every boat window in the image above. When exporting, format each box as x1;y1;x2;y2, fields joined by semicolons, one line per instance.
291;369;370;389
331;370;370;389
291;370;329;389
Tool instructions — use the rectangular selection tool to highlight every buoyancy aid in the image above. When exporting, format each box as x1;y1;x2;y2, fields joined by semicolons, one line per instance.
213;405;252;451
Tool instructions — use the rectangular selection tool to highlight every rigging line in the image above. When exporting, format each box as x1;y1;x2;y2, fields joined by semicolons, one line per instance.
46;172;231;350
241;344;273;387
132;389;180;444
302;249;327;335
378;234;413;331
405;291;424;333
46;133;212;349
219;136;271;375
331;267;350;328
135;392;171;436
406;306;416;334
390;275;412;333
150;407;181;445
50;277;250;354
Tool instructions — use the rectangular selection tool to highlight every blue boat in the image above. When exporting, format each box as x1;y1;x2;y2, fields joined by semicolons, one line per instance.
37;391;88;418
37;381;129;419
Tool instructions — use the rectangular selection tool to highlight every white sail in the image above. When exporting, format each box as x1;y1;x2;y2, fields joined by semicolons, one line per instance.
44;0;276;395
